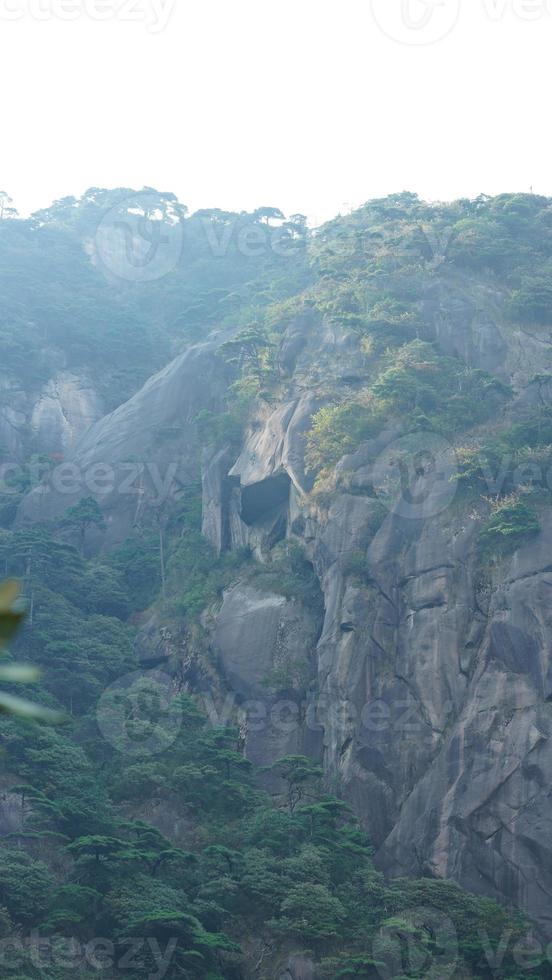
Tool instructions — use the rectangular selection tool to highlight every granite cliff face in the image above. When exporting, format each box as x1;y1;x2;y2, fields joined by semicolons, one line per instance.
15;283;552;940
0;368;104;461
197;297;552;938
17;333;233;547
11;194;552;947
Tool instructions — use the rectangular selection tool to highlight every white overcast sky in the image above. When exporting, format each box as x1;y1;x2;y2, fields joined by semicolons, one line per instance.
1;0;551;224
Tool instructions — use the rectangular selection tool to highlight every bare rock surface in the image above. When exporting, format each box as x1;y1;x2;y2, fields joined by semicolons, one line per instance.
1;371;103;460
17;336;232;549
13;279;552;937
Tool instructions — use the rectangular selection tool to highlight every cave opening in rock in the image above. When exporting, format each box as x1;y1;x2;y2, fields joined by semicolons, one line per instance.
240;472;292;526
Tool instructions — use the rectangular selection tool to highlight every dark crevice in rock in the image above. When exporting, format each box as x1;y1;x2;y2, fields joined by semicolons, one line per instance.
370;635;391;659
394;672;447;737
409;598;447;612
398;563;455;587
340;736;353;758
506;564;552;586
240;472;291;526
357;744;393;783
222;474;240;551
368;575;398;612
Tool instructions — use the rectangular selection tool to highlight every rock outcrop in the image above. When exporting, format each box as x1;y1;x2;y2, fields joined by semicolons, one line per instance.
212;582;323;770
1;370;103;461
196;295;552;937
12;261;552;938
17;334;233;550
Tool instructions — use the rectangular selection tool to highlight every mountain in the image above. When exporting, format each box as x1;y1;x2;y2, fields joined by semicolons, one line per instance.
1;189;552;978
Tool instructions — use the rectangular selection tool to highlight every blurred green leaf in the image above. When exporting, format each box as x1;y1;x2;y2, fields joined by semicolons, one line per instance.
0;579;63;723
0;579;25;645
0;690;64;722
0;664;41;683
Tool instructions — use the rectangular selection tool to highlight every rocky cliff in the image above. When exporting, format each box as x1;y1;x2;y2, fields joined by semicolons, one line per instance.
9;190;552;947
195;295;552;938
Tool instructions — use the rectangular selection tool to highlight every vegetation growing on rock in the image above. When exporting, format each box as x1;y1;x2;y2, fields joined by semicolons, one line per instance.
3;190;552;974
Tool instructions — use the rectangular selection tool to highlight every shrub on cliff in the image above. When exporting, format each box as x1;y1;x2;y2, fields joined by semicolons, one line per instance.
508;277;552;325
481;495;540;550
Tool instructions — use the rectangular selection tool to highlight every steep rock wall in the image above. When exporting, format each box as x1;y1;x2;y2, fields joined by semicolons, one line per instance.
17;333;234;549
198;294;552;937
1;370;103;461
14;283;552;937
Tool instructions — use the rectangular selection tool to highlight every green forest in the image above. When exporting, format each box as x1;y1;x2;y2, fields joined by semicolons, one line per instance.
1;189;552;978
